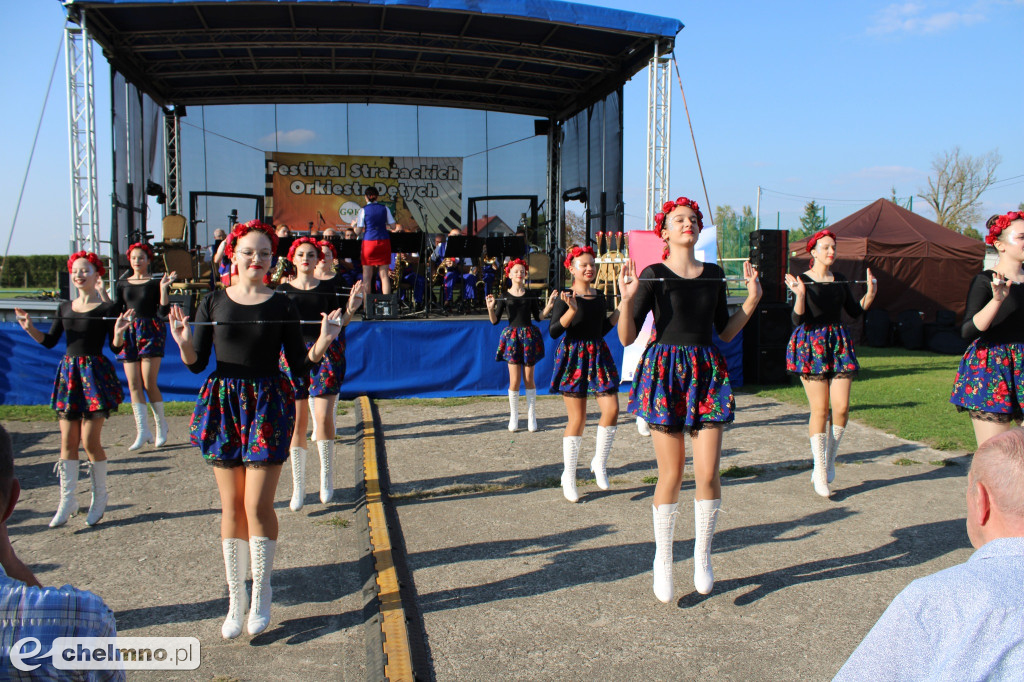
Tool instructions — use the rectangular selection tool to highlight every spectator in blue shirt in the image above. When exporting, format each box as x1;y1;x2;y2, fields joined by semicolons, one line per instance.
0;424;123;681
835;427;1024;681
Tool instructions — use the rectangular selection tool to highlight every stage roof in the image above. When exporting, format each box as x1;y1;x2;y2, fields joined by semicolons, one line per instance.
65;0;683;119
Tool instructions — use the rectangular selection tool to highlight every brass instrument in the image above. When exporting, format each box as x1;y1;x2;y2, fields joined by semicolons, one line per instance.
390;253;408;287
269;257;294;285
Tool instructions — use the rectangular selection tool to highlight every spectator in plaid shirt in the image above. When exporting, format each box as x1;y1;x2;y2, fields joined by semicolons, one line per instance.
0;424;123;681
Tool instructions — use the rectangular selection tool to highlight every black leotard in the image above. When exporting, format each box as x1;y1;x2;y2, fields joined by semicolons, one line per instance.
40;301;121;356
186;290;314;379
791;273;863;327
276;281;340;343
961;271;1024;344
549;291;613;340
116;279;167;318
630;263;728;346
492;292;542;328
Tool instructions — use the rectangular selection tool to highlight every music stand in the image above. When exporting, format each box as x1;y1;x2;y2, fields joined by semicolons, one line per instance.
334;237;360;260
444;235;483;260
276;235;295;258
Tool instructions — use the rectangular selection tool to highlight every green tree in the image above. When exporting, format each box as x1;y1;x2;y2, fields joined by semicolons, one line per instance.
791;200;826;242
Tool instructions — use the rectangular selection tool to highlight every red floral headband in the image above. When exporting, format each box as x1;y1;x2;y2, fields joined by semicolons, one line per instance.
806;229;837;253
317;239;338;261
986;211;1024;246
653;197;703;231
504;258;527;277
67;251;106;277
287;237;323;262
224;220;279;258
127;242;154;260
563;246;595;270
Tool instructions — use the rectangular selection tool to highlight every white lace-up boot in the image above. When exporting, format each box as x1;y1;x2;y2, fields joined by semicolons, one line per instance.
652;503;679;603
590;425;616;490
526;389;538;432
247;536;276;635
289;447;307;512
221;538;249;639
317;440;334;504
128;403;153;450
508;389;520;432
561;436;582;502
49;459;80;528
85;460;108;526
827;424;845;484
150;402;169;447
693;499;722;595
637;416;651;437
811;433;831;497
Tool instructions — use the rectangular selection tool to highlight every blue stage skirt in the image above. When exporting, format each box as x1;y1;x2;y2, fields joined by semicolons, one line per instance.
786;323;859;380
628;343;734;433
51;355;124;415
116;317;166;362
279;337;346;399
189;373;295;466
550;338;619;396
496;325;545;366
950;339;1024;420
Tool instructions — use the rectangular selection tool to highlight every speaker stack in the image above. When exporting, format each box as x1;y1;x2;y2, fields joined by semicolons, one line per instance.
744;230;791;384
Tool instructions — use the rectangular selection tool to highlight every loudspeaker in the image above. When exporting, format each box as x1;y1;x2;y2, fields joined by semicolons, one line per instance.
864;308;891;347
365;293;399;320
748;230;788;304
743;303;792;385
58;272;70;300
896;310;924;350
168;292;194;319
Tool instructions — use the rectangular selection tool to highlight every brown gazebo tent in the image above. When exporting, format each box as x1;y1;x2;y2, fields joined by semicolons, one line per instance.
788;198;985;325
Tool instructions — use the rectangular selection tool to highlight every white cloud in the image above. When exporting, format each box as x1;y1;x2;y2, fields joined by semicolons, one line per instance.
868;3;985;35
258;128;317;148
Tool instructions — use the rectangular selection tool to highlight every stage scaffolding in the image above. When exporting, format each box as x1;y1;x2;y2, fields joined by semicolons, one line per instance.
64;22;100;254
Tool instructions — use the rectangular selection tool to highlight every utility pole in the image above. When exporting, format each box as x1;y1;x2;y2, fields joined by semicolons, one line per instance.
755;186;761;230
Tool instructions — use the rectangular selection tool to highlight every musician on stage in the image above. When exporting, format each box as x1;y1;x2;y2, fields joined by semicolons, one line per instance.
351;186;396;295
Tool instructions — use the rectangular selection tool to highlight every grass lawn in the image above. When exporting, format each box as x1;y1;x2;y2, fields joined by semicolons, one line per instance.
741;346;975;452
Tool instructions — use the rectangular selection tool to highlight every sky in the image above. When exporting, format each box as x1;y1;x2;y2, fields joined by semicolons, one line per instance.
1;0;1022;256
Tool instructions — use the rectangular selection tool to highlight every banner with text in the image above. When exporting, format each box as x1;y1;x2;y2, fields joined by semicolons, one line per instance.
267;152;462;234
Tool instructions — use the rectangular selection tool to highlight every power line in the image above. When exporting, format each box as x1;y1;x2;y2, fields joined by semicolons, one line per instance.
181;119;264;153
759;187;885;203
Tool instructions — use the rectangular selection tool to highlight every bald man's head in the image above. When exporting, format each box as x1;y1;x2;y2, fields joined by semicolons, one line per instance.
970;429;1024;518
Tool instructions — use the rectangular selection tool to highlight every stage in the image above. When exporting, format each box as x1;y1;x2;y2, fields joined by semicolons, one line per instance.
0;318;743;405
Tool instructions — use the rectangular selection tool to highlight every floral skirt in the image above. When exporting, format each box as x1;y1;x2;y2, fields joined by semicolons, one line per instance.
189;374;295;466
786;323;859;380
550;338;619;396
116;317;166;362
51;355;123;416
496;325;545;366
279;337;346;399
627;343;734;434
950;340;1024;421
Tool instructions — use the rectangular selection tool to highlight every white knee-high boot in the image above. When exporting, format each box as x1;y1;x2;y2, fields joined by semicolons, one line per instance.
636;416;651;437
128;403;153;450
289;447;307;512
561;436;582;502
827;425;845;484
50;459;80;528
85;460;108;526
526;389;538;432
693;499;722;595
590;425;617;490
811;433;831;497
247;536;276;636
652;503;679;603
508;389;520;432
150;402;168;447
317;440;334;504
221;538;249;639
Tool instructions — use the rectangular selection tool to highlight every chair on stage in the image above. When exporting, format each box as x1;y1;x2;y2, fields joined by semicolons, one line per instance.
163;245;211;311
156;214;187;249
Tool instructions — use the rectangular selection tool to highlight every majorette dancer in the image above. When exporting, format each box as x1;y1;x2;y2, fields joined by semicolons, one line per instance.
352;186;396;294
951;211;1024;445
618;197;761;601
115;242;176;450
485;258;557;432
15;252;133;527
784;229;876;497
277;237;365;510
167;220;345;639
549;246;621;502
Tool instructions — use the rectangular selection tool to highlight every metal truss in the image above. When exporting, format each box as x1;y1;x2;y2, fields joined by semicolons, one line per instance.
163;108;182;216
65;22;100;253
644;41;671;231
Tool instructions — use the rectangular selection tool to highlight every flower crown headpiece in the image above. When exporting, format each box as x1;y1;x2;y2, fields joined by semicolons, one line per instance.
225;220;279;258
317;239;338;261
504;258;527;277
986;212;1024;246
563;246;595;270
287;237;323;262
67;251;105;277
806;229;837;253
127;242;155;260
653;197;703;231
